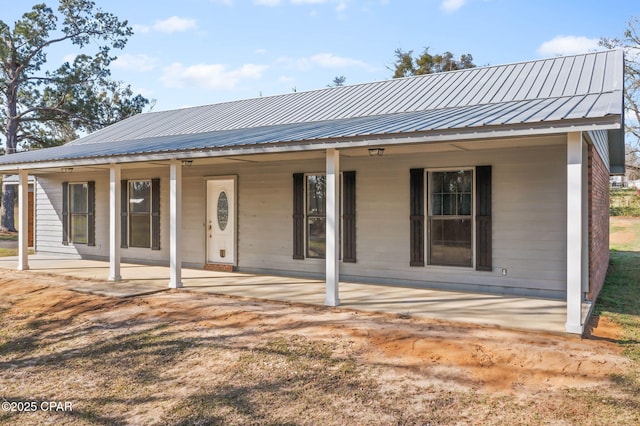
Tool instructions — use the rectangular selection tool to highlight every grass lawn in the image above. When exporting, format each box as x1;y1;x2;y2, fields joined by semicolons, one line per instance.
594;217;640;363
0;231;17;242
0;248;34;257
0;219;638;424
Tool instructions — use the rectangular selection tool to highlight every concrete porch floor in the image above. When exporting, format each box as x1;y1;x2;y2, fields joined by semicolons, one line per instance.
0;254;586;334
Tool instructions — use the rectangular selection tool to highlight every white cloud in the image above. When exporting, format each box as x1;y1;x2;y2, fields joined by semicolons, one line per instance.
113;54;157;72
152;16;197;34
133;87;155;99
310;53;374;70
160;62;268;90
133;24;150;34
278;75;295;84
276;53;376;71
538;35;602;57
63;54;77;64
275;56;311;70
291;0;332;4
625;46;640;62
253;0;348;12
441;0;465;13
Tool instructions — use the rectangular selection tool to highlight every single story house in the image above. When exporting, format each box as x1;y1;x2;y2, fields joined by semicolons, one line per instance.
0;50;625;334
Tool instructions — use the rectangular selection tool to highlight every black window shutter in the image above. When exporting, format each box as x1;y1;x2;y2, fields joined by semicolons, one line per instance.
62;182;69;245
87;181;95;246
476;165;492;271
292;173;304;259
120;180;128;248
410;168;425;266
342;171;356;263
151;178;161;250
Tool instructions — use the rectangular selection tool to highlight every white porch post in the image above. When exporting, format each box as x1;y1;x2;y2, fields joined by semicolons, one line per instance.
566;132;585;333
17;169;29;271
169;159;183;288
109;164;121;281
325;148;340;306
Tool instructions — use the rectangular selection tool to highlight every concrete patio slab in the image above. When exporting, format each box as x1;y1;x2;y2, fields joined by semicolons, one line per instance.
0;254;586;334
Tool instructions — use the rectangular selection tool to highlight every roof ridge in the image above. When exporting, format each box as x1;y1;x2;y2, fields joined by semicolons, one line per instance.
140;49;621;116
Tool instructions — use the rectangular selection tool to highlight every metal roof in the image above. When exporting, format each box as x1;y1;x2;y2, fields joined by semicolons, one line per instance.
0;49;624;167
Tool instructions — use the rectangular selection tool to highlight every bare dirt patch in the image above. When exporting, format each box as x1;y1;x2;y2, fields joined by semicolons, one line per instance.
611;217;638;245
0;271;639;425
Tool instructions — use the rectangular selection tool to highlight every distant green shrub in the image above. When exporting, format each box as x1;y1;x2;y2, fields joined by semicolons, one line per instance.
610;188;640;217
610;206;640;216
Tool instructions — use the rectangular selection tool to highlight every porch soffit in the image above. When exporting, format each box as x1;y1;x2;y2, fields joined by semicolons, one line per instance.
1;134;569;176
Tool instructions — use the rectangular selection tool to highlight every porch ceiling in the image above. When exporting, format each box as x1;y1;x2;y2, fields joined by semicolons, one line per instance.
6;134;567;176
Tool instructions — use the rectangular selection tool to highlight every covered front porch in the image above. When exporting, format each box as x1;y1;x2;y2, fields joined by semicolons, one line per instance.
7;134;593;334
0;253;589;334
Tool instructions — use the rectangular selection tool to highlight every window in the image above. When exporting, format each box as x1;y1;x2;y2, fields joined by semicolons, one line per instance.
429;170;473;267
292;172;356;261
62;181;95;246
120;178;159;250
69;183;88;244
306;175;326;258
129;180;152;248
409;167;491;270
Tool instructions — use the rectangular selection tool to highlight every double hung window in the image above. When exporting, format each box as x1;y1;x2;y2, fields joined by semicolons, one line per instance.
128;180;152;248
409;166;491;270
62;181;94;246
292;171;356;262
428;170;473;267
306;175;326;258
69;183;89;244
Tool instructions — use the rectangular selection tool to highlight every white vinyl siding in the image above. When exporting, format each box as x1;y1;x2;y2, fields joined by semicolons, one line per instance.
338;144;567;298
36;174;107;257
33;137;568;299
587;130;610;172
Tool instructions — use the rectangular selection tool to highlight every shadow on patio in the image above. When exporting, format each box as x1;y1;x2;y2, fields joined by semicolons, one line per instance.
0;253;575;334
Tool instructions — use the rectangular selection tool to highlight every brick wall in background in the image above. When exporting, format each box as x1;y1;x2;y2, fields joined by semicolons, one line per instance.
588;143;610;301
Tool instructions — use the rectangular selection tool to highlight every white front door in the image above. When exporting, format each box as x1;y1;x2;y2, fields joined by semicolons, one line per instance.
207;177;236;264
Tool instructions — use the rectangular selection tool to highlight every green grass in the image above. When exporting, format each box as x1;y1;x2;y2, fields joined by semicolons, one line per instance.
0;247;17;257
0;232;18;242
0;247;34;257
593;218;640;363
595;250;640;361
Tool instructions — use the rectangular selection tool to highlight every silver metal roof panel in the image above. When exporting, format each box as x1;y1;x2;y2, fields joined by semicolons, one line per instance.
0;50;625;168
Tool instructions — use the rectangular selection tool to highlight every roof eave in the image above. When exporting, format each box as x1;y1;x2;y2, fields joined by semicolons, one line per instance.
0;116;622;173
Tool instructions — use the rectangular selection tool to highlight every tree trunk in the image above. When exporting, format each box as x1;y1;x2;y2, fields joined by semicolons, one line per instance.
1;63;20;231
2;116;19;231
1;184;16;232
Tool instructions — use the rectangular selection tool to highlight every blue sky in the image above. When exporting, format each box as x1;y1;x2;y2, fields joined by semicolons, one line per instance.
3;0;638;111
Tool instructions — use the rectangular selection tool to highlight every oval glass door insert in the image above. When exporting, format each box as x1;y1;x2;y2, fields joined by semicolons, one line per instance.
217;191;229;231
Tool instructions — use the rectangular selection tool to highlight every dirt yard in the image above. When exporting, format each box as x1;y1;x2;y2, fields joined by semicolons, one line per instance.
0;269;638;425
